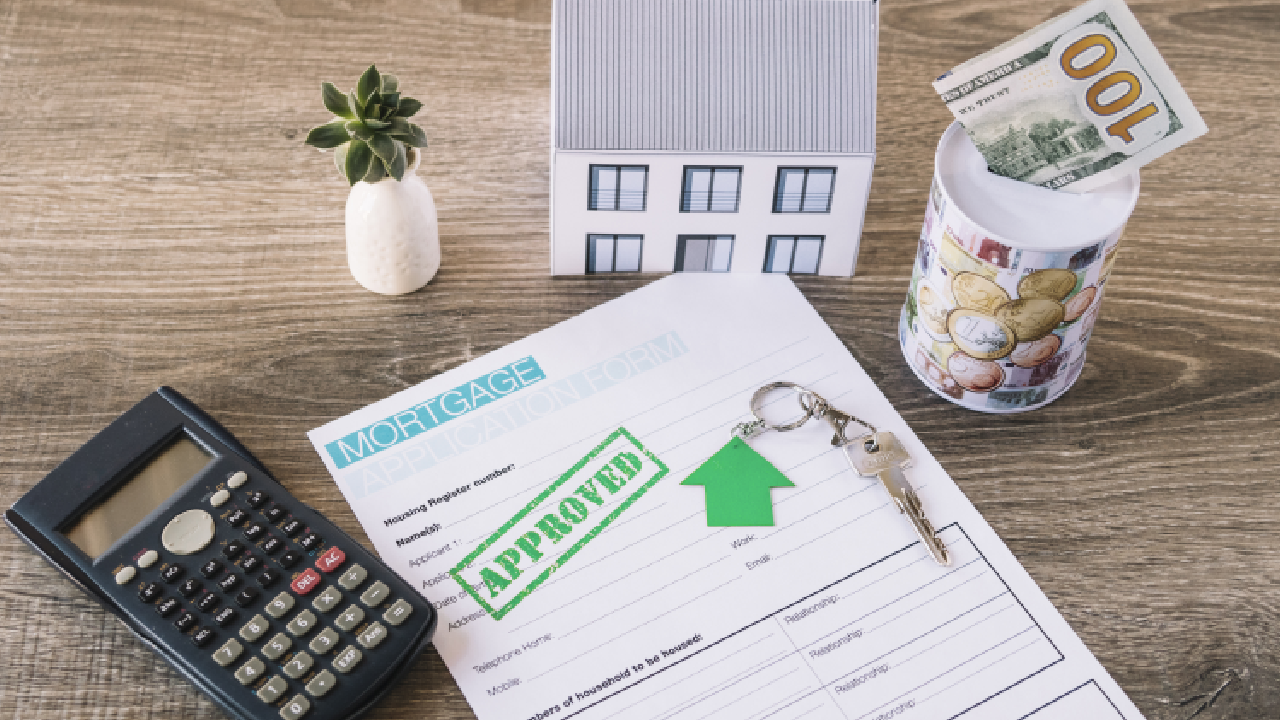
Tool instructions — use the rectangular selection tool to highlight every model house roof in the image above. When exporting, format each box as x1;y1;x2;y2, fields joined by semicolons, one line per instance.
554;0;877;154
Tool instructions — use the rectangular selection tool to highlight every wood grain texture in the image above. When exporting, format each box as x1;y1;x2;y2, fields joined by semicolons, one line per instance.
1;0;1277;718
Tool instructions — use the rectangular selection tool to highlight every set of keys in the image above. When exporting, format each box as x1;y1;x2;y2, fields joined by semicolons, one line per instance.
741;382;952;566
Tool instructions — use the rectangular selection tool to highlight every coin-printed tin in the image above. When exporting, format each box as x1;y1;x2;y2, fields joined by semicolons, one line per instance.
902;122;1141;412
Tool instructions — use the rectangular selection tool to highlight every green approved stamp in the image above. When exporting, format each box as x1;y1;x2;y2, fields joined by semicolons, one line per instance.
451;427;669;620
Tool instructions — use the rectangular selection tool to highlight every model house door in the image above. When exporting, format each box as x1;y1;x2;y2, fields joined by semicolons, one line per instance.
676;236;734;272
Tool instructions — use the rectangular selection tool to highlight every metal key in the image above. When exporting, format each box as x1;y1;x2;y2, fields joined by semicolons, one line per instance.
836;430;951;566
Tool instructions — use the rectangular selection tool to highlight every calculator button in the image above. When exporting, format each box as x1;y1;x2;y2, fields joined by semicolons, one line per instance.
383;599;414;626
257;675;288;704
218;574;241;593
179;578;202;597
227;508;249;527
305;670;336;698
228;471;249;489
308;626;339;654
245;490;269;508
298;533;321;551
156;597;180;617
315;547;345;573
244;522;267;542
240;554;263;573
337;564;367;591
357;622;387;649
139;582;162;603
236;587;261;607
265;592;295;619
210;489;231;507
197;591;220;612
258;568;281;587
281;518;303;537
115;567;136;585
214;607;238;627
201;559;225;578
287;609;317;637
212;638;244;666
239;614;269;642
223;540;246;559
235;656;266;685
312;586;342;613
334;604;365;632
291;568;321;595
174;611;197;632
279;550;302;568
332;645;363;674
264;503;286;523
360;581;390;607
280;694;310;720
191;627;215;647
262;632;292;660
283;651;314;679
137;550;159;568
262;536;283;555
162;509;216;556
161;564;184;583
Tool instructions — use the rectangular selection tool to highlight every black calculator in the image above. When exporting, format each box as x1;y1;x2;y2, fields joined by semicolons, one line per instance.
5;387;437;720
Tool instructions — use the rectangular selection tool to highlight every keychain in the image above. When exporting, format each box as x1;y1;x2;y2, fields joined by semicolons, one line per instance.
684;382;951;566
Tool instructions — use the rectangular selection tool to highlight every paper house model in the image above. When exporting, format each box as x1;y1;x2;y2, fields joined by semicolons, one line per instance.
550;0;878;276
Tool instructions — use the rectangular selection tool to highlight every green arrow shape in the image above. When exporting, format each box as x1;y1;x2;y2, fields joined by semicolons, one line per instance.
682;436;795;526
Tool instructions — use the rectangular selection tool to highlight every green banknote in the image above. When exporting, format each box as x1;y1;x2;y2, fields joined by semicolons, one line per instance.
934;0;1207;193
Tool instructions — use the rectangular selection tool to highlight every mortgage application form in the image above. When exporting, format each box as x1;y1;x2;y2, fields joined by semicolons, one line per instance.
308;275;1145;720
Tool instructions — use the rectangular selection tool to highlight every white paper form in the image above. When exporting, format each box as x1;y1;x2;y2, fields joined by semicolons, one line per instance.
308;274;1145;720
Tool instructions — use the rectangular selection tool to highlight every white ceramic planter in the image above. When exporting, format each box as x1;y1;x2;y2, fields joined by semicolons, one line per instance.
345;148;440;295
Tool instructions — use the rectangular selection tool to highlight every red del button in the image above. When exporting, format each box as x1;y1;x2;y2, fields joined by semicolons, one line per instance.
316;546;346;573
291;568;322;595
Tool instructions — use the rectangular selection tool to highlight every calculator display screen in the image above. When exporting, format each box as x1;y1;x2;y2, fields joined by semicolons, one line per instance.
63;435;213;558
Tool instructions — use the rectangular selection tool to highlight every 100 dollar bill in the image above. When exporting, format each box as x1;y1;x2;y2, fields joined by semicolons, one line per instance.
934;0;1207;193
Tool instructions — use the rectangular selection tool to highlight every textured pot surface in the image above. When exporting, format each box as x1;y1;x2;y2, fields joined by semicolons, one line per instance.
345;154;440;295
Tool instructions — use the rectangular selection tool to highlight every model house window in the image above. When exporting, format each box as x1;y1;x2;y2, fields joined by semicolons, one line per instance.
764;236;824;274
773;168;836;213
589;166;648;211
587;234;643;273
675;236;734;272
681;167;742;212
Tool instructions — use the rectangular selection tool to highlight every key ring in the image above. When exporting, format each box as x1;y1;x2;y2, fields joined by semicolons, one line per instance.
737;382;877;447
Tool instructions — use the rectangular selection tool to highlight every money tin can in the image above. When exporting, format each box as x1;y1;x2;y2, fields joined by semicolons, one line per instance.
900;122;1140;412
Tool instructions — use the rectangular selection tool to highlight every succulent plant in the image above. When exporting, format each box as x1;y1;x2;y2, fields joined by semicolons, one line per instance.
305;65;428;185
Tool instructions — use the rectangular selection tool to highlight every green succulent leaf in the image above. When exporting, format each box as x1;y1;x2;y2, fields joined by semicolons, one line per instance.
347;90;365;120
397;97;423;118
345;120;373;142
380;92;400;109
333;142;350;176
387;139;407;181
344;138;373;186
368;133;397;164
357;65;380;106
366;103;382;120
363;155;387;183
400;122;428;148
321;82;353;119
387;117;413;136
304;120;351;149
380;74;399;94
362;118;390;130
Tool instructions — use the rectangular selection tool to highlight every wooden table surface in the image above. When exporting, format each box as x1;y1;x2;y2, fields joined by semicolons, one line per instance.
2;0;1276;718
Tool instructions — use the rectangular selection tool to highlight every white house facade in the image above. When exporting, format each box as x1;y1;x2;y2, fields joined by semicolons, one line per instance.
550;0;879;277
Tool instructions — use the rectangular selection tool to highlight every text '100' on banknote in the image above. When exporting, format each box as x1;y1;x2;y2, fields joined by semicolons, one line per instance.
934;0;1207;193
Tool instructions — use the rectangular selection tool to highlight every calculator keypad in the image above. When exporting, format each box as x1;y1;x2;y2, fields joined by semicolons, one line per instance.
338;564;367;591
118;464;428;718
282;651;314;679
287;609;317;637
239;614;269;643
262;633;292;660
235;657;265;685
